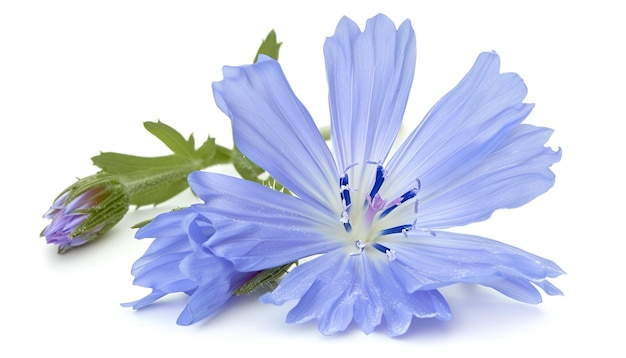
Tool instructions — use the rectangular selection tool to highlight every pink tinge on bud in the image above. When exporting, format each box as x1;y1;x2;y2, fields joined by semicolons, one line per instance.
41;173;129;253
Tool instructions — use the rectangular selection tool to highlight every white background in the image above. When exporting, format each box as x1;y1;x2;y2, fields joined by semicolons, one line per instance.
1;0;623;356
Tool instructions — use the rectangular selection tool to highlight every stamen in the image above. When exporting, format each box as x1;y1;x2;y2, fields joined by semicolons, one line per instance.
372;243;397;261
379;224;414;236
379;187;418;218
339;173;355;233
372;242;387;253
340;210;352;232
350;240;365;256
368;165;386;199
339;174;352;208
343;222;352;232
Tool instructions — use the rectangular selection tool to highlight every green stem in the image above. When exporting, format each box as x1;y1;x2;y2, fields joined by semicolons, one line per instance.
213;145;233;165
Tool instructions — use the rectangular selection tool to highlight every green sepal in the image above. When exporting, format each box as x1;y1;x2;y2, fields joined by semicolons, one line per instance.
69;180;128;240
49;171;130;253
233;262;295;296
254;29;281;62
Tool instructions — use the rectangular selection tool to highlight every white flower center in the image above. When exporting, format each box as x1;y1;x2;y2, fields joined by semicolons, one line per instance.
338;164;420;261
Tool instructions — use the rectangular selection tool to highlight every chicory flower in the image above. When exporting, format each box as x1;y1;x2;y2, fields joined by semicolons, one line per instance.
125;13;563;336
201;13;564;336
41;172;129;253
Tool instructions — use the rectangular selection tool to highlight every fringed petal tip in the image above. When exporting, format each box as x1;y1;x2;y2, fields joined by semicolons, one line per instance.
120;289;167;310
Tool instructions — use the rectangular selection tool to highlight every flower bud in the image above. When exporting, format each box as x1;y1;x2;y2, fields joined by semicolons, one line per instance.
41;172;129;253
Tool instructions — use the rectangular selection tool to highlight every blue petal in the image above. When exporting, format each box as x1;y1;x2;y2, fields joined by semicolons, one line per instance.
123;210;200;309
189;171;333;225
261;250;383;335
130;208;204;276
366;256;452;336
130;250;195;294
261;249;451;336
188;172;343;271
134;206;196;240
380;230;564;304
383;52;533;201
212;56;339;216
176;241;252;325
176;281;232;326
325;14;416;187
121;289;169;309
129;209;198;294
417;124;561;228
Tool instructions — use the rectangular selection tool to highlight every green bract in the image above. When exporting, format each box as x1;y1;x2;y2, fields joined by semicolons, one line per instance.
41;171;129;253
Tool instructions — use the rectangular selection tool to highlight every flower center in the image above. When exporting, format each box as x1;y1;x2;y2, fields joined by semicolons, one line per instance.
338;164;420;260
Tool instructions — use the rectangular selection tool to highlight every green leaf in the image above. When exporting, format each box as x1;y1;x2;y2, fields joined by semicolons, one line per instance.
231;147;265;183
92;126;225;207
195;136;217;165
144;120;196;157
212;144;234;166
253;29;281;62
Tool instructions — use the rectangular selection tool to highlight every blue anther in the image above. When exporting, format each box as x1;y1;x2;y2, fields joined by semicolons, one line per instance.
380;224;414;236
372;242;389;254
401;188;418;202
340;174;352;208
368;165;385;199
379;187;418;218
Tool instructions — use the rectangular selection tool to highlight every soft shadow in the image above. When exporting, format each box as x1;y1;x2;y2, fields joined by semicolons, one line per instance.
394;284;548;340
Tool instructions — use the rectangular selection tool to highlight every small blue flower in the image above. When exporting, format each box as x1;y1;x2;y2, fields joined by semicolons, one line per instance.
201;13;565;336
122;207;258;325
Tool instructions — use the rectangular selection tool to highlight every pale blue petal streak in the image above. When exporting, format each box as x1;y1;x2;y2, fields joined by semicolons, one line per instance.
261;249;452;336
176;230;252;325
383;52;533;201
212;56;339;216
380;230;564;304
417;124;561;228
325;14;416;176
188;171;343;272
124;208;199;306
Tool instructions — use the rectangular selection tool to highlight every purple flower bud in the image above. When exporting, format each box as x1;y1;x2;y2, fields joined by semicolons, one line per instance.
41;172;129;253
